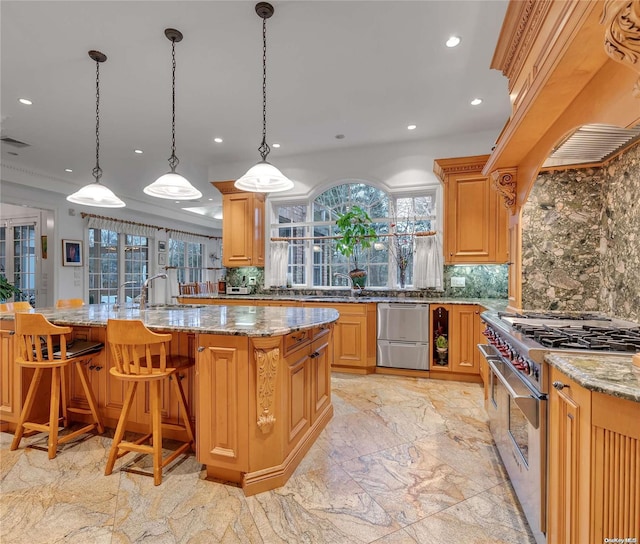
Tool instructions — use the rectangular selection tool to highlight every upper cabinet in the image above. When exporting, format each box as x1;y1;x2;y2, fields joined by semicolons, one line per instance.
212;181;265;268
434;155;508;265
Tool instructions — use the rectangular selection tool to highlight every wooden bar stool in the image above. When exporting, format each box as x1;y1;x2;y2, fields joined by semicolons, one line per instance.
0;301;32;313
10;313;104;459
104;319;195;485
55;298;85;309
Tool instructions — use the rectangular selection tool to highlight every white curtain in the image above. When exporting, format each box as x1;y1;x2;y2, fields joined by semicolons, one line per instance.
413;234;443;289
86;216;158;237
166;230;211;243
269;241;289;287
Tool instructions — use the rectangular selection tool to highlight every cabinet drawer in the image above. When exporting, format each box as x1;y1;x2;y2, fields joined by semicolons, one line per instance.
283;329;311;356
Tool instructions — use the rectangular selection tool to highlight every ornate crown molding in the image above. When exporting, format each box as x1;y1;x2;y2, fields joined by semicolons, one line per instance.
490;168;517;210
602;0;640;98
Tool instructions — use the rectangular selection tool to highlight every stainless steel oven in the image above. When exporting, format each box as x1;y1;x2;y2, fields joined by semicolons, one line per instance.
480;344;546;544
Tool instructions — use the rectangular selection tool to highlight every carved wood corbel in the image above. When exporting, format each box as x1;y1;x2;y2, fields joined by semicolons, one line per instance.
490;168;517;210
252;337;280;434
601;0;640;98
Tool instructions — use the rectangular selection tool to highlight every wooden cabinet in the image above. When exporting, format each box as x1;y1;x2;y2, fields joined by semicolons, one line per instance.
196;327;334;495
303;302;376;374
548;366;640;543
212;181;265;268
429;304;483;379
0;322;19;426
433;155;508;264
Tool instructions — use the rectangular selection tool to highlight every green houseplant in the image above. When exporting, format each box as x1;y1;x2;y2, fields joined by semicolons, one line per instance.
0;274;21;303
335;206;377;288
435;333;448;364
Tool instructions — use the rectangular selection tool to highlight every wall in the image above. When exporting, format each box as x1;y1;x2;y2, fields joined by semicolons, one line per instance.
521;142;640;321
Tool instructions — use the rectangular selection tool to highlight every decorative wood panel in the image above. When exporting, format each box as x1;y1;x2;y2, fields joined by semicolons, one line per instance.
196;336;249;473
285;351;309;448
310;331;331;423
0;327;16;421
591;392;640;542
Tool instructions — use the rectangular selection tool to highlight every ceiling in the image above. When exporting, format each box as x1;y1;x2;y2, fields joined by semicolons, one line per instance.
1;0;511;224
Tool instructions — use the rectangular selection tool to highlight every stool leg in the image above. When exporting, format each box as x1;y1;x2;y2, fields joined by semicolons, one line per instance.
11;367;44;451
74;360;104;434
105;381;137;476
48;366;61;459
60;366;68;428
172;375;195;446
150;380;163;486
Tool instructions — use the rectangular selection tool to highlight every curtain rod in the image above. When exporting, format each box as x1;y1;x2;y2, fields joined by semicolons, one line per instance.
271;231;436;242
80;212;221;240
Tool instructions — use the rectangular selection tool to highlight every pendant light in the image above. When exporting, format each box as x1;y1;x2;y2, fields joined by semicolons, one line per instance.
235;2;294;193
144;29;202;200
67;51;126;208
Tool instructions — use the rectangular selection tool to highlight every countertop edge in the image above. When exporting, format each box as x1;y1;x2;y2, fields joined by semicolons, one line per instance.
545;352;640;403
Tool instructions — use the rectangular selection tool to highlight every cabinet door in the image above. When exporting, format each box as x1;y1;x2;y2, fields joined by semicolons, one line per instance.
66;327;106;415
0;324;18;423
310;327;332;424
548;367;592;544
449;305;480;375
333;315;367;368
284;348;311;456
222;192;265;267
196;334;249;473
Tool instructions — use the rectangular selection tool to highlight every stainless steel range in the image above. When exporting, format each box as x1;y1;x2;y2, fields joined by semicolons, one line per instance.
478;310;640;544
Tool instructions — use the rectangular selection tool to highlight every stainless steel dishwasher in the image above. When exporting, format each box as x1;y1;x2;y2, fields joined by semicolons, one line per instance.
377;303;430;370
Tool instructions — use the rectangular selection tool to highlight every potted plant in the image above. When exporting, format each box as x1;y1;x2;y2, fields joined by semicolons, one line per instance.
435;333;448;364
335;206;377;288
0;274;22;303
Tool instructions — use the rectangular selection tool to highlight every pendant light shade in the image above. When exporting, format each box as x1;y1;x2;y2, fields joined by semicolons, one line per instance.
235;3;294;193
144;28;202;200
67;50;126;208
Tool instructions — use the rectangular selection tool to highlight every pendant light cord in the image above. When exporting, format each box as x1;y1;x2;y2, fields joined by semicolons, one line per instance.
168;37;179;172
93;59;102;182
258;15;271;162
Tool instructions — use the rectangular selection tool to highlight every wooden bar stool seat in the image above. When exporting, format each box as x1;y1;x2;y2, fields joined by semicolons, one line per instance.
104;319;195;485
10;313;105;459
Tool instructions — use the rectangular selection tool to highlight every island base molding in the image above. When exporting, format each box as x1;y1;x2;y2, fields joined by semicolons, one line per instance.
203;404;333;496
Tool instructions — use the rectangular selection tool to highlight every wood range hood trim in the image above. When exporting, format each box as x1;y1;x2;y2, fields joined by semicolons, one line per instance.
484;0;640;211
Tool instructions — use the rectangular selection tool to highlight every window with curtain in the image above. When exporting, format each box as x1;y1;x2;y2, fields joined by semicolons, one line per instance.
168;239;204;283
0;224;37;305
270;183;436;288
88;229;149;305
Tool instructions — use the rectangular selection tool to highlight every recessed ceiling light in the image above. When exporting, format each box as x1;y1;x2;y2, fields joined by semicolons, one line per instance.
134;149;143;154
214;137;223;143
470;98;483;106
65;168;73;172
407;124;417;130
446;36;461;48
18;98;32;105
272;143;281;148
208;198;213;201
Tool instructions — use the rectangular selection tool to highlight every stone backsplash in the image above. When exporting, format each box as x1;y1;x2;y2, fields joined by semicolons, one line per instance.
522;141;640;321
228;264;507;299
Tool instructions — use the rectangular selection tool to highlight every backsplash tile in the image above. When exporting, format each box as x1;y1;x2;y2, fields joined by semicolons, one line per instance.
522;142;640;321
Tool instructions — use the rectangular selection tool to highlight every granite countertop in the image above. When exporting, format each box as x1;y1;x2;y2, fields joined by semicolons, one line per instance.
178;293;509;313
545;352;640;403
0;304;339;337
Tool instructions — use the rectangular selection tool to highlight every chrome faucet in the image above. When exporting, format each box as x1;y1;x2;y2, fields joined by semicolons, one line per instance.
333;272;362;297
139;273;167;310
113;280;137;309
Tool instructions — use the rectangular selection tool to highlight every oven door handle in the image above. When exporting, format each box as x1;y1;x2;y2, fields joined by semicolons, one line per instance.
477;343;500;360
487;359;540;429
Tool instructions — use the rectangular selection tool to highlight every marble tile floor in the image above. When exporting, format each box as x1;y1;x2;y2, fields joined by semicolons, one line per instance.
0;374;536;544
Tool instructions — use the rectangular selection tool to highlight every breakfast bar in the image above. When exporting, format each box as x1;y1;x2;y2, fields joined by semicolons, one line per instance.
0;304;339;495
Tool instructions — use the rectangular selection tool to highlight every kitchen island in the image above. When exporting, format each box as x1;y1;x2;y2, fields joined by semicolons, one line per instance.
0;303;339;495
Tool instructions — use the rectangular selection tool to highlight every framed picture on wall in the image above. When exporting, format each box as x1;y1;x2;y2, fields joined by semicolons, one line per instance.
158;253;166;266
158;241;166;252
62;239;83;266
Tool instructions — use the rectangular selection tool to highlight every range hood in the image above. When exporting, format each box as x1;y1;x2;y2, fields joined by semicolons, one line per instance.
542;123;640;168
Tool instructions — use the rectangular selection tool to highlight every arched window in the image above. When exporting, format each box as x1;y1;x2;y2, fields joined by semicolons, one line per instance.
270;182;436;288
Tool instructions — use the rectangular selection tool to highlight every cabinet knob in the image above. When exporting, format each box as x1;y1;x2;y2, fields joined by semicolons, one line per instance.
197;346;205;352
552;381;569;390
